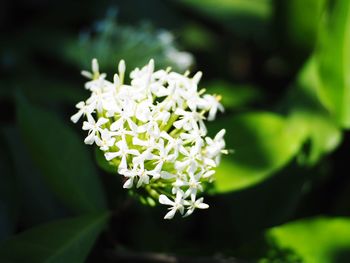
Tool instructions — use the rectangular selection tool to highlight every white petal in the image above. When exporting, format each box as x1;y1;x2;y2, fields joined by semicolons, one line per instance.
113;74;120;86
137;175;149;188
148;59;155;74
202;170;215;178
160;171;176;179
154;162;163;172
128;149;140;156
173;120;183;129
110;119;123;131
133;137;147;147
164;209;176;220
159;194;174;206
118;60;125;76
204;158;216;167
184;208;194;217
86;114;96;124
81;70;93;79
123;178;133;189
84;133;95;145
104;152;120;161
92;58;99;74
126;119;138;132
82;121;92;131
97;117;109;126
118;155;127;171
215;129;226;141
70;111;83;123
197;202;209;209
95;137;103;147
192;71;202;84
148;170;160;179
137;125;147;133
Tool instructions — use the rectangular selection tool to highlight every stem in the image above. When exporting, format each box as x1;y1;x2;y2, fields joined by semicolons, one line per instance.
161;113;179;132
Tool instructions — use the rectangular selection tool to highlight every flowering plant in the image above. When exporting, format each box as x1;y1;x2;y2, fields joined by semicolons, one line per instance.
71;58;227;219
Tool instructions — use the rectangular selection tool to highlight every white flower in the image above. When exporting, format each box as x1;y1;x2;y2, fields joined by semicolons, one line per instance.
81;58;104;80
82;115;108;144
121;164;158;189
70;101;94;123
205;129;227;164
110;101;137;133
159;191;186;219
202;94;224;121
175;140;203;173
174;109;207;134
72;59;227;219
152;139;176;172
184;197;209;217
184;171;204;199
120;168;137;189
95;129;116;151
105;140;140;171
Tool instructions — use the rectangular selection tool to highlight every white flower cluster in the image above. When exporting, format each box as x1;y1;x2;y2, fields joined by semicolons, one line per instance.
71;58;227;219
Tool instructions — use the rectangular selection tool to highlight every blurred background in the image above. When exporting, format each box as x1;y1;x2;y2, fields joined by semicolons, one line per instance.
1;0;350;262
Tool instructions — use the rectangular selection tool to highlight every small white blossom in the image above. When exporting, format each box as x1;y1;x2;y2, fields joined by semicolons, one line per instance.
202;94;224;121
159;191;186;219
70;101;94;123
82;115;108;145
184;197;209;217
81;58;99;79
152;139;176;172
95;129;116;151
72;59;227;219
105;140;140;171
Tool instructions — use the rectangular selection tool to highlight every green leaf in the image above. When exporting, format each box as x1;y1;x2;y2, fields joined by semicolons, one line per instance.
3;126;68;227
316;0;350;128
0;212;109;263
288;57;342;164
267;217;350;263
290;112;341;164
16;94;107;214
178;0;271;20
277;0;326;50
212;112;306;193
176;0;272;40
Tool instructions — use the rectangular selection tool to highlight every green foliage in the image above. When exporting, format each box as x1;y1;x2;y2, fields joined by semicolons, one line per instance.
212;112;306;193
287;57;342;164
16;94;107;214
267;217;350;263
0;212;109;263
179;0;271;19
277;0;326;50
177;0;272;40
316;0;350;128
3;126;68;227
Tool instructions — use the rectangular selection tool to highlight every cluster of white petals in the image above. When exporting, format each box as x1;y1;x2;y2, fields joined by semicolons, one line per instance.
71;58;227;219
